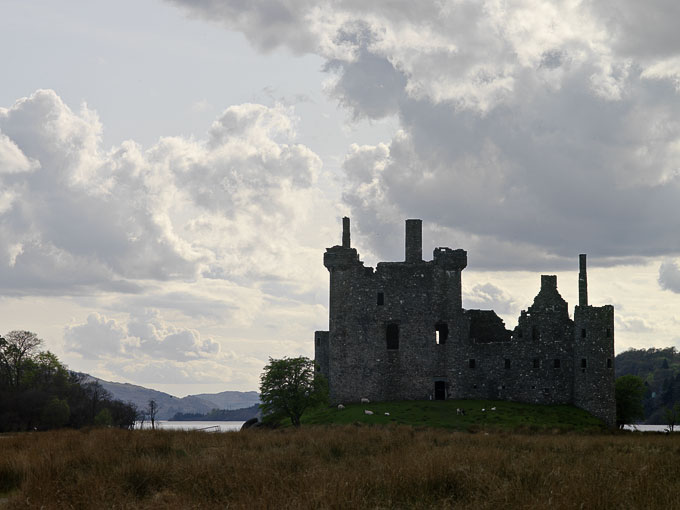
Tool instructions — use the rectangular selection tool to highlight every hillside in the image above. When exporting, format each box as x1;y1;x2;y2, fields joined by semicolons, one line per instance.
615;347;680;424
298;399;607;432
80;374;259;420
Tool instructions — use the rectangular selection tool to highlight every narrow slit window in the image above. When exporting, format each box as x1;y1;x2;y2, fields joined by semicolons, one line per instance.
386;323;399;350
606;328;611;338
581;358;587;369
607;358;612;369
581;328;586;338
377;292;384;306
533;358;540;369
553;358;561;369
469;359;476;369
504;358;511;369
532;326;539;341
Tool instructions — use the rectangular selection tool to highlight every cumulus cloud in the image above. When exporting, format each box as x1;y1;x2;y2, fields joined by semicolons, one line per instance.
65;310;221;361
169;0;680;270
464;283;516;315
0;90;326;295
658;259;680;293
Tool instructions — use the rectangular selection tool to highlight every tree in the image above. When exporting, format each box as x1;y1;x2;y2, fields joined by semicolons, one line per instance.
664;404;680;432
616;375;645;429
259;356;328;427
0;331;42;388
147;399;159;430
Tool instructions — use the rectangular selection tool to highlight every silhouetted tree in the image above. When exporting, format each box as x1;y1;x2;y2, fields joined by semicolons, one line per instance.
259;356;328;427
147;399;159;430
616;375;645;429
0;330;42;388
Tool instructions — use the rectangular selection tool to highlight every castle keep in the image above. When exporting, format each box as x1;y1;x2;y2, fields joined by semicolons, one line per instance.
314;218;616;426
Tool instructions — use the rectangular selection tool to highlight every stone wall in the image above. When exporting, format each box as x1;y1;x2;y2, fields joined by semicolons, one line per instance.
315;218;616;427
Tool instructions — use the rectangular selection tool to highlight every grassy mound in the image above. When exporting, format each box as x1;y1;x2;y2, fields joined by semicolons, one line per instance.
301;399;607;432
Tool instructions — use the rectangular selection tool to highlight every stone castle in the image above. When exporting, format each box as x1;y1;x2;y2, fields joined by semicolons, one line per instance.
314;218;616;426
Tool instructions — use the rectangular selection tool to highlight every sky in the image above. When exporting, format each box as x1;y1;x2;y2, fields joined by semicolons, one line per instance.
2;0;680;396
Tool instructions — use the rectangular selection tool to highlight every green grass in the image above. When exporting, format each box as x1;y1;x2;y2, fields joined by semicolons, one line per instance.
300;399;607;432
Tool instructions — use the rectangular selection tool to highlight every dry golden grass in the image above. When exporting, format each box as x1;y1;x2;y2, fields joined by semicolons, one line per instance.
1;426;679;509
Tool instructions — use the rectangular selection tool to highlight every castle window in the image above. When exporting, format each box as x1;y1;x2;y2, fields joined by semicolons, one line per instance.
532;326;539;341
581;328;586;338
581;358;587;369
606;328;611;338
386;323;399;350
553;358;561;369
533;358;540;369
377;292;384;306
469;359;476;369
504;358;511;369
518;329;523;339
543;388;550;395
435;323;448;345
316;338;320;347
607;358;612;369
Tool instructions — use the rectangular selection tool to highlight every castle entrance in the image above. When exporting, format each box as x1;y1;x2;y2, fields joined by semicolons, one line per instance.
434;381;446;400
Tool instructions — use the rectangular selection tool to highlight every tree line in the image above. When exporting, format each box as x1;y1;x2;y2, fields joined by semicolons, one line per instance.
0;330;139;432
615;347;680;425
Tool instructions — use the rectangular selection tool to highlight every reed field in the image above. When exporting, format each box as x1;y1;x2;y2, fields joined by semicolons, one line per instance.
1;425;679;509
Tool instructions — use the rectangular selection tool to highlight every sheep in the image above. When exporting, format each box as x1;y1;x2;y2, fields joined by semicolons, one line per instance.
364;410;374;415
456;408;462;415
490;407;496;411
360;397;370;404
384;412;390;416
337;404;345;410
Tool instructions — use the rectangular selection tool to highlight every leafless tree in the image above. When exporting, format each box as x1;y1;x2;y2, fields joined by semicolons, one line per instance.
0;330;42;387
147;399;159;430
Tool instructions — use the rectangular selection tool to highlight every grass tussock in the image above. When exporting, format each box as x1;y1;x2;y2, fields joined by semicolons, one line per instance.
1;426;679;509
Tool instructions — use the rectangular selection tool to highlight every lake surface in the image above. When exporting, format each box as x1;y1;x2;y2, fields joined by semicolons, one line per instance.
136;420;245;432
623;424;679;432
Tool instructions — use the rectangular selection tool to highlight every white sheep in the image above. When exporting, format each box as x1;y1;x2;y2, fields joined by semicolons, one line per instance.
337;404;345;410
384;412;390;416
490;407;496;411
364;410;374;415
360;397;370;404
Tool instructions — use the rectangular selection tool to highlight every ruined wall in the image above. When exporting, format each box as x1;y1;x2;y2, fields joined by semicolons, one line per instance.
315;218;616;426
573;305;616;426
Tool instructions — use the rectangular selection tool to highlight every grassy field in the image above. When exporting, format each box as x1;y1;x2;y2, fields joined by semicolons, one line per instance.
1;425;679;509
300;399;607;432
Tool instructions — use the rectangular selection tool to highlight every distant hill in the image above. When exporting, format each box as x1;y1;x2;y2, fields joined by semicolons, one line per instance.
615;347;680;424
171;404;260;421
80;374;260;420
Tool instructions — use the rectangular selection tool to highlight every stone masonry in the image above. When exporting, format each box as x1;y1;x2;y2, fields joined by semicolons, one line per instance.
315;218;616;426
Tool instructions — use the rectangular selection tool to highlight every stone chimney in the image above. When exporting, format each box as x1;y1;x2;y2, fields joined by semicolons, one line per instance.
405;219;422;263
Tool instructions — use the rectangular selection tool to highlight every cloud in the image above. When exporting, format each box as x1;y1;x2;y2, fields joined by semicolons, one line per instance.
65;310;221;361
658;259;680;293
464;283;516;314
168;0;680;270
0;90;326;295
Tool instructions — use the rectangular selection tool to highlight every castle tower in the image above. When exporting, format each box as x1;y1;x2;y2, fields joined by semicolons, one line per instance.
573;255;616;426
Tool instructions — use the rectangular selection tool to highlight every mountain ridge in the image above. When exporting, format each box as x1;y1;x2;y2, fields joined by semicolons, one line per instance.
80;374;259;420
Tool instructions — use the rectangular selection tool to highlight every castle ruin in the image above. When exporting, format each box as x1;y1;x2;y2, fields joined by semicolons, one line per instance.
314;218;616;426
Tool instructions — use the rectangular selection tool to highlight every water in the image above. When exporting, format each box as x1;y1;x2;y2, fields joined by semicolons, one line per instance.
135;420;245;432
623;424;679;432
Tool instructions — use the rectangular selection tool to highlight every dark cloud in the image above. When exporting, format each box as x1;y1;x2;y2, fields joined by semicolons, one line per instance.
165;0;680;270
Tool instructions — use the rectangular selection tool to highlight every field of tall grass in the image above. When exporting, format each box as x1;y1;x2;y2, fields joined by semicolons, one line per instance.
1;426;679;509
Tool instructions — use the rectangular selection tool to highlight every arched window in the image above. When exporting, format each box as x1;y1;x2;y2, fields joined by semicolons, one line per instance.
386;323;399;350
